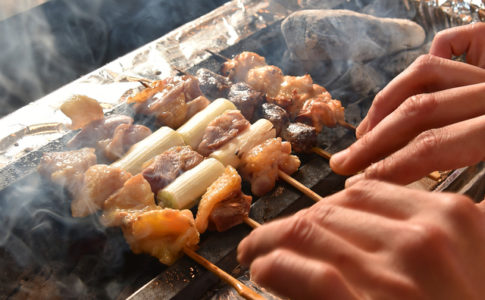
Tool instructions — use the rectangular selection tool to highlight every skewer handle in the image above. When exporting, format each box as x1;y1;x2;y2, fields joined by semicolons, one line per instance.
183;247;265;300
312;147;332;160
243;216;261;229
278;170;323;203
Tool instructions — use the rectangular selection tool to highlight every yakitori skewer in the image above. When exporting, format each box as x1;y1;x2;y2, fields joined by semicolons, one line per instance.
205;49;357;131
183;247;264;300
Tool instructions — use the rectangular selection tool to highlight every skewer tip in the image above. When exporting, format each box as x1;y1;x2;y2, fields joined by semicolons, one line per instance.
339;120;356;131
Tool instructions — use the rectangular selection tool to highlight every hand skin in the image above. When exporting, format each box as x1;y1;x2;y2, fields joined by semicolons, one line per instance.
237;180;485;300
330;23;485;184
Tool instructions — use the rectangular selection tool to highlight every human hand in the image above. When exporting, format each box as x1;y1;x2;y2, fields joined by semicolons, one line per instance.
237;180;485;300
329;23;485;184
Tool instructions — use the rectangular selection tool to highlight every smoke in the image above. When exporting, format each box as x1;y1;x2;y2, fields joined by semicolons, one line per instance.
0;0;229;298
0;0;229;118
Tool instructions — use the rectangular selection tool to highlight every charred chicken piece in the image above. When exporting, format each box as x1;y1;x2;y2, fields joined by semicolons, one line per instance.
240;137;300;196
195;166;252;233
67;114;134;149
131;75;204;128
281;122;317;153
296;96;346;132
71;164;132;218
221;51;267;82
196;68;232;99
122;208;200;266
102;174;158;227
101;123;152;161
227;82;264;121
198;110;250;156
37;147;97;195
142;146;204;193
258;103;289;136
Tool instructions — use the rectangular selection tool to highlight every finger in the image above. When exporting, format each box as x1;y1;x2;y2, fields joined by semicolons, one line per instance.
359;115;485;184
249;249;359;300
237;214;365;268
299;202;405;252
356;54;485;137
321;180;421;220
429;23;485;68
331;83;485;175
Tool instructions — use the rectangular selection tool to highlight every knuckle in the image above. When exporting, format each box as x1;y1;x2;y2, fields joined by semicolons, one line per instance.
281;217;316;245
314;264;341;284
395;223;448;256
413;129;443;157
412;54;438;74
365;159;395;180
438;193;475;221
398;94;438;119
345;179;379;198
312;204;338;226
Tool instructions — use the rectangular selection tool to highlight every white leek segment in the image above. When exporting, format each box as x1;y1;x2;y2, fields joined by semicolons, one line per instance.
177;98;236;149
209;119;276;167
157;158;225;209
111;126;184;174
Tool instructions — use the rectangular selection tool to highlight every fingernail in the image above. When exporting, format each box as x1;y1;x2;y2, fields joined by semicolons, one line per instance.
330;148;350;167
345;173;365;188
356;118;368;139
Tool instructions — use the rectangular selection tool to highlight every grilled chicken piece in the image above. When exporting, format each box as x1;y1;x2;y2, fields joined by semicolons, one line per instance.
281;122;317;153
122;208;200;265
142;146;204;193
198;110;250;156
221;51;267;82
196;68;232;98
246;65;284;99
240;138;300;196
227;82;264;121
268;74;315;115
67;114;133;149
131;75;204;128
258;103;289;136
37;147;97;194
208;192;252;232
296;96;345;131
186;96;210;120
102;123;152;161
195;166;252;233
102;174;157;227
60;95;104;130
71;164;131;218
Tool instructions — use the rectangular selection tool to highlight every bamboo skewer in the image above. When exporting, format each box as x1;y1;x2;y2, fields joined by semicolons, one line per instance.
183;247;265;300
278;170;323;202
243;216;261;229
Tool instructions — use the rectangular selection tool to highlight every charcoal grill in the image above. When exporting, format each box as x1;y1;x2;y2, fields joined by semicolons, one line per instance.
1;1;484;299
